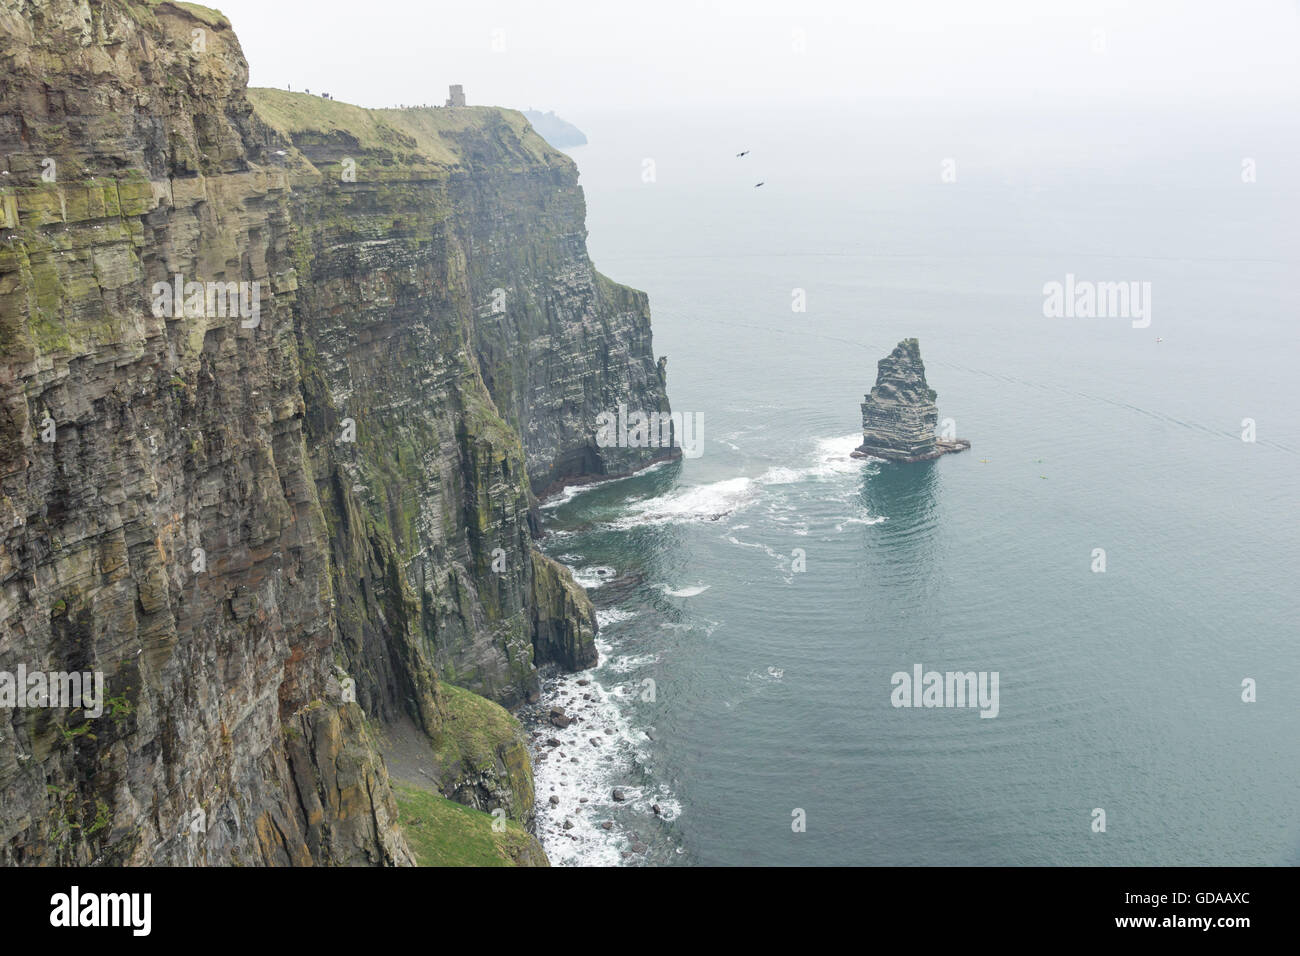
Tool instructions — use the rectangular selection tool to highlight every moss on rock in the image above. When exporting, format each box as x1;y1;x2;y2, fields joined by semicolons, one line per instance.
429;683;536;826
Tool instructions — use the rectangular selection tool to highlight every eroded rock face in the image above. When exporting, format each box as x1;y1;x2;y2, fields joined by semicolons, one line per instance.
856;338;966;462
0;0;667;865
457;178;677;496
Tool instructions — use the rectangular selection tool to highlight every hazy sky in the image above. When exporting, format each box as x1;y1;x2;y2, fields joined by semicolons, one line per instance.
214;0;1300;114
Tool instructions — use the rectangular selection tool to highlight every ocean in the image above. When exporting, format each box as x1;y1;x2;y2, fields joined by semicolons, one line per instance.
522;102;1300;866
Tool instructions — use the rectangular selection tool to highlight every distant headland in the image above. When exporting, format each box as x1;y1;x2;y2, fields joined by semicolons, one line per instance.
852;338;970;462
522;109;588;148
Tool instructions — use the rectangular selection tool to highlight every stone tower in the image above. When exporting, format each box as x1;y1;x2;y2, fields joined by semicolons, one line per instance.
445;84;466;107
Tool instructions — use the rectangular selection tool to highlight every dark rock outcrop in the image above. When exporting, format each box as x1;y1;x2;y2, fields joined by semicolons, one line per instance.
853;339;969;462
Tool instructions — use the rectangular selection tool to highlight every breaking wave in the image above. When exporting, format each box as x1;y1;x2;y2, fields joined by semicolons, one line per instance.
608;476;759;528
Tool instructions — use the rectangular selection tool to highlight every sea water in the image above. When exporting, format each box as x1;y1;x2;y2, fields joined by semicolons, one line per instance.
524;102;1300;866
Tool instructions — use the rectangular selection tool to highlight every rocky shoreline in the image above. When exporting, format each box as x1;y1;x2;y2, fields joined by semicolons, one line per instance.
0;0;671;866
521;657;673;864
535;447;682;502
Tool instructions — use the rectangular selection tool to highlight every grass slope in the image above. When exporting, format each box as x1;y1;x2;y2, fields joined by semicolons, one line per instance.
394;783;547;867
247;88;561;172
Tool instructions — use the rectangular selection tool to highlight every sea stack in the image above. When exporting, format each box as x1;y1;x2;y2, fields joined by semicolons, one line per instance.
852;338;970;462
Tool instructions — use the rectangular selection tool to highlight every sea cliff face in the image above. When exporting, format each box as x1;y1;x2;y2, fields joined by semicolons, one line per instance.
0;0;670;865
521;110;588;149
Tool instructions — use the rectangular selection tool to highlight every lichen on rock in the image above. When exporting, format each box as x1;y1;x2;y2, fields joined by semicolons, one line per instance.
0;0;671;866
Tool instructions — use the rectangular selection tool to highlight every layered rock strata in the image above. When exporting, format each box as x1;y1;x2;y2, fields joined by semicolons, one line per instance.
0;0;670;865
853;338;969;462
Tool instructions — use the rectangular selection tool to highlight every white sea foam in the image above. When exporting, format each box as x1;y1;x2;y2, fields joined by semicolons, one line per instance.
751;435;888;534
596;436;876;532
539;461;673;510
596;607;638;628
725;535;783;560
756;433;868;486
528;435;882;865
756;466;803;485
571;565;618;588
605;651;658;674
660;584;710;597
715;429;745;452
835;515;888;532
539;482;596;509
528;652;680;866
607;476;758;529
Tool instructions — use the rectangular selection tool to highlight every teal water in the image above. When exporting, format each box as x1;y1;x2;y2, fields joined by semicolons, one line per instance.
524;104;1300;866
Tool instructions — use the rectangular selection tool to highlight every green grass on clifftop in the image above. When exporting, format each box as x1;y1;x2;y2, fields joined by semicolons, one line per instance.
394;783;547;866
247;88;560;171
166;2;228;26
133;1;230;28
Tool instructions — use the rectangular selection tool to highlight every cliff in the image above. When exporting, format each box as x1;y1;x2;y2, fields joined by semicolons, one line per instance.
0;0;671;865
854;339;968;462
521;110;587;149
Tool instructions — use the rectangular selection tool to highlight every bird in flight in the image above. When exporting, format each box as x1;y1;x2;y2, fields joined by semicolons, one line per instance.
736;150;749;157
754;182;765;188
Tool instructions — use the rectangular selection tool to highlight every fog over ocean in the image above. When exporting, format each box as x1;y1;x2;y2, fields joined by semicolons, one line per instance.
524;103;1300;866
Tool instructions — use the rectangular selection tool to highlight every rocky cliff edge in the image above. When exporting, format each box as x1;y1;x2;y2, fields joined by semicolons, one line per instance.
0;0;671;865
